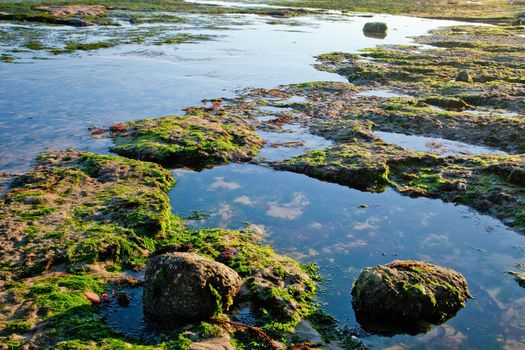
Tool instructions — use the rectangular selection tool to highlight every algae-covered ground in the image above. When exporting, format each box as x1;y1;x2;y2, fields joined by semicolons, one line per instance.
108;110;264;169
1;0;525;348
0;151;323;349
273;0;524;23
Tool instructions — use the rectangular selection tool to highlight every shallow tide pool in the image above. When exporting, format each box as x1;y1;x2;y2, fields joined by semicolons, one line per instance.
169;163;525;349
375;131;508;156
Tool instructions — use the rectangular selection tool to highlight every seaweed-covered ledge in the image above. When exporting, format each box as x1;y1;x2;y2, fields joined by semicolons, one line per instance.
109;111;264;169
0;151;325;349
273;138;525;233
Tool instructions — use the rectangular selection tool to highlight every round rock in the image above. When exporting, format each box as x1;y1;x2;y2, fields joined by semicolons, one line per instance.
363;22;388;34
351;260;471;334
143;252;243;320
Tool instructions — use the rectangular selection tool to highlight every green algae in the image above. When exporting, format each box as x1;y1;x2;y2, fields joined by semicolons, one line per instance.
0;151;178;277
152;34;212;45
0;53;14;62
315;25;525;113
110;113;264;169
351;260;470;335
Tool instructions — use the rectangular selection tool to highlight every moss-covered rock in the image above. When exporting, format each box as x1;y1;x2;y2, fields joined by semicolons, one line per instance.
159;226;317;341
455;70;473;83
143;252;243;320
110;112;264;168
363;22;387;34
315;25;525;112
352;260;471;335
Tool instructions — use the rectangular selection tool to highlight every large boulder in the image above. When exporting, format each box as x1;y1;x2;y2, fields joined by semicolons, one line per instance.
363;22;387;38
351;260;471;334
143;252;243;320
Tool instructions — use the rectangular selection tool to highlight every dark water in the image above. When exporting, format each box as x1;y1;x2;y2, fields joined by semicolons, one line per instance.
169;163;525;349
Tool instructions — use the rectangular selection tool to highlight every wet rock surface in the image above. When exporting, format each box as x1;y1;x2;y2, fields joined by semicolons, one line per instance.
455;70;473;83
189;332;235;350
352;260;471;334
273;140;525;232
143;252;243;320
507;271;525;288
0;151;318;348
236;24;525;234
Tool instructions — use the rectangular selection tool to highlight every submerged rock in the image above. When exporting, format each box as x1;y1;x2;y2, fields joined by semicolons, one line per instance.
507;271;525;288
352;260;471;334
63;18;94;27
143;252;243;320
363;22;387;34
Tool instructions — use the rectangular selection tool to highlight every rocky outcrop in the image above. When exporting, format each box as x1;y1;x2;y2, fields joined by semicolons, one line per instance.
352;260;471;334
143;252;243;320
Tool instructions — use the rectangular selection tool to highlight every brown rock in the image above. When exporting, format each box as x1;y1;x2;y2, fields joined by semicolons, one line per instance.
143;252;243;320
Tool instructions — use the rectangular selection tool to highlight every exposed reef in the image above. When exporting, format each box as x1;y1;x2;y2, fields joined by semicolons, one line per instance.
224;25;525;233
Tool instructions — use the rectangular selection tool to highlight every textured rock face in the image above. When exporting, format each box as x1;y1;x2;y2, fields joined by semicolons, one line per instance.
143;252;243;320
351;260;471;334
189;333;235;350
110;114;264;168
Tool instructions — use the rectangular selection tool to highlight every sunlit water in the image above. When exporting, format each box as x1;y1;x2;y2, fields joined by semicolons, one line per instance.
2;5;524;349
375;131;508;156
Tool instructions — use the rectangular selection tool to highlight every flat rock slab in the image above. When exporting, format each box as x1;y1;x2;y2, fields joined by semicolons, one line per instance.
189;334;235;350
